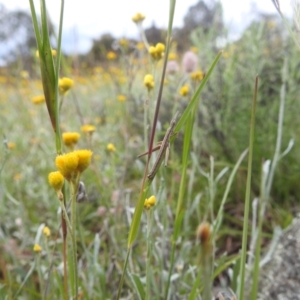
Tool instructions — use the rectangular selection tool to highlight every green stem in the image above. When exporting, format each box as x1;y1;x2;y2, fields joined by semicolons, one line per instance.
165;106;196;299
70;179;79;299
146;210;153;300
237;76;258;300
117;248;131;300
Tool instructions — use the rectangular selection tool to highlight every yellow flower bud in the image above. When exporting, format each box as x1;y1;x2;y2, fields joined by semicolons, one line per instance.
62;132;80;148
31;95;45;104
33;244;42;253
43;226;51;238
75;149;93;173
144;195;157;210
144;74;155;91
55;152;79;181
58;77;74;95
179;85;189;96
48;171;64;191
107;143;116;152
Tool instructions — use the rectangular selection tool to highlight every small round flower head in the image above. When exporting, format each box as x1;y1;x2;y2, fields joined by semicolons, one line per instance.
74;149;93;173
117;95;126;102
31;95;45;105
190;70;204;82
20;70;29;79
182;51;198;73
107;143;116;152
81;125;96;134
55;152;79;181
196;222;211;244
168;52;177;60
119;38;129;48
144;74;155;91
144;195;157;210
107;51;117;60
43;226;51;238
132;12;145;23
58;77;74;95
7;142;16;149
33;244;42;253
48;171;64;191
62;132;80;148
179;85;189;96
136;42;145;50
149;43;165;60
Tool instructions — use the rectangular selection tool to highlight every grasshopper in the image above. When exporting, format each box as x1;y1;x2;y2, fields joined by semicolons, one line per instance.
138;112;179;180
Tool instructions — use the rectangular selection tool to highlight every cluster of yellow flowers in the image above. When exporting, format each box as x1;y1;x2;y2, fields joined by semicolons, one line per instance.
190;71;204;82
132;12;145;23
144;195;156;210
149;43;165;61
48;149;93;191
144;74;155;91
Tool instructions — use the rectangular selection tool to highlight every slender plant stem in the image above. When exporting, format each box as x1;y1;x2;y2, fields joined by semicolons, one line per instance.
250;58;287;300
71;179;79;299
165;106;195;300
238;76;258;300
145;210;153;300
117;248;131;300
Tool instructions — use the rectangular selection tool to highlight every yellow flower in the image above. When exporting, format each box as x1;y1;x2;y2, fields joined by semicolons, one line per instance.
48;171;64;191
55;152;79;181
58;77;74;95
117;94;126;102
74;149;93;173
190;71;204;81
149;43;165;60
107;143;116;152
190;46;198;53
31;95;45;104
144;195;157;210
144;74;155;91
14;173;22;181
119;38;129;48
136;42;145;50
179;85;189;96
107;51;117;60
7;142;16;149
81;125;96;134
132;12;145;23
20;70;29;79
168;52;177;60
43;226;51;238
33;244;42;253
62;132;80;148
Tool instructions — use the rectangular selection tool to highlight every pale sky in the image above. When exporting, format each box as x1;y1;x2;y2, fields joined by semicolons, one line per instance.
0;0;293;53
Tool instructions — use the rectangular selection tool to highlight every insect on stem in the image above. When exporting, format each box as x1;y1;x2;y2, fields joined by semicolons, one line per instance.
147;112;179;180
